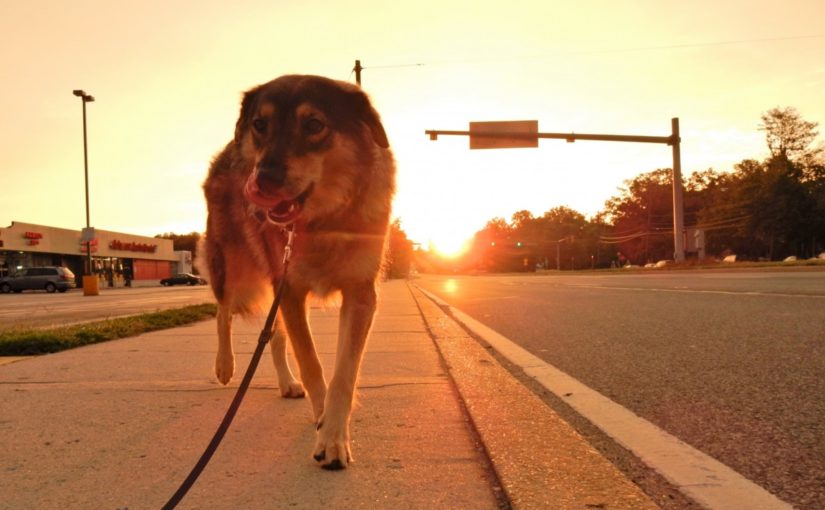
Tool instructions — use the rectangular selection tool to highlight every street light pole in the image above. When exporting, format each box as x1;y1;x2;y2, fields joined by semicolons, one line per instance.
73;89;95;283
556;236;572;271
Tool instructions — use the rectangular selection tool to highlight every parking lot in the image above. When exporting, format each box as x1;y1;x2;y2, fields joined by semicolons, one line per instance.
0;285;215;330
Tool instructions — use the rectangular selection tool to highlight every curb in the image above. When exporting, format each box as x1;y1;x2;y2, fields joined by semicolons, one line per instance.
409;283;659;509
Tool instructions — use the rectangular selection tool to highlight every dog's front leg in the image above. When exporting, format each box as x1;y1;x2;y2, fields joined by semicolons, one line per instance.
269;318;306;399
313;281;376;470
281;289;327;421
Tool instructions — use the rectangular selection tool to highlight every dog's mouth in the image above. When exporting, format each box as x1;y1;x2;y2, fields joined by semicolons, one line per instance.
266;185;313;224
245;179;314;225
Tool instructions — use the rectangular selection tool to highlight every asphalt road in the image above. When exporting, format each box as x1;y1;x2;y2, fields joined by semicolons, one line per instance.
415;269;825;510
0;285;215;330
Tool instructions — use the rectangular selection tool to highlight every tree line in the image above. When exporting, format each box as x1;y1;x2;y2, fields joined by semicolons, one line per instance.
155;223;416;280
157;107;823;276
443;106;825;271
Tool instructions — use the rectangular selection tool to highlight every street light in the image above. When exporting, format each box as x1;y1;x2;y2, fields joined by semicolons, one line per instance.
556;236;573;271
73;89;97;295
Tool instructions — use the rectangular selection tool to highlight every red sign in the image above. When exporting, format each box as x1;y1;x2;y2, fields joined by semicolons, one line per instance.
79;238;99;253
29;240;40;246
109;240;158;253
24;231;44;239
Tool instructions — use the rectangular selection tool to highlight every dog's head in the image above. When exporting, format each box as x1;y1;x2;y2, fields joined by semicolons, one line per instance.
235;75;390;225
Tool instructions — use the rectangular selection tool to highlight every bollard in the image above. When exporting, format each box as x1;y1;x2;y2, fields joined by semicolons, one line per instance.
82;275;99;296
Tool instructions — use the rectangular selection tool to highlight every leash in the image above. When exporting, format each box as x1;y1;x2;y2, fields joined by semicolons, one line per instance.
162;225;295;510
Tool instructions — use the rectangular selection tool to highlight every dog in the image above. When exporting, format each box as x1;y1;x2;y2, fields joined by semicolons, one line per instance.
198;75;395;469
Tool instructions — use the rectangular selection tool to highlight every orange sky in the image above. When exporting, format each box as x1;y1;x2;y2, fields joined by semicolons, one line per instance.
2;0;824;254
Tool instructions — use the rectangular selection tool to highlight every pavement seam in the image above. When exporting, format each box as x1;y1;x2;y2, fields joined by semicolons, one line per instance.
407;282;513;510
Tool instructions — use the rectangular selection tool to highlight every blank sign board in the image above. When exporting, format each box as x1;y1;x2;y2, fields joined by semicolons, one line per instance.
469;120;539;149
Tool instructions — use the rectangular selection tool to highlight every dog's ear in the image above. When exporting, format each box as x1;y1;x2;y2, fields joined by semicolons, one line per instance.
363;103;390;149
361;100;390;149
346;88;389;149
234;86;260;146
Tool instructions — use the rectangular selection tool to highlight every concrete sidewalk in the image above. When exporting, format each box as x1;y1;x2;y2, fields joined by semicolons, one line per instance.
0;280;657;509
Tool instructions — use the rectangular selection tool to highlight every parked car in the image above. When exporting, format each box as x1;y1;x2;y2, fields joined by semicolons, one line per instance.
160;273;207;286
0;266;77;293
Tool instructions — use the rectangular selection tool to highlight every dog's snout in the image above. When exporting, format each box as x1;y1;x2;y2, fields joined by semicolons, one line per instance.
256;157;288;192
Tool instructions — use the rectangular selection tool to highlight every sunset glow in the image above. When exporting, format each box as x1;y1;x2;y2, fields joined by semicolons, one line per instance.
429;234;472;259
2;2;824;249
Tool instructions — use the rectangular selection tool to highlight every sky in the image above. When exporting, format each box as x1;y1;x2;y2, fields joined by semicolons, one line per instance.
2;0;824;256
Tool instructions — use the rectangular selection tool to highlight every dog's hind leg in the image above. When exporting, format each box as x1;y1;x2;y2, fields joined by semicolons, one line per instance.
269;317;306;398
215;303;235;385
313;281;376;470
280;289;327;422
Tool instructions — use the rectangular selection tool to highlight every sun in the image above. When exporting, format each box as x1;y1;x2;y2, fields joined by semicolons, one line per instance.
429;233;472;259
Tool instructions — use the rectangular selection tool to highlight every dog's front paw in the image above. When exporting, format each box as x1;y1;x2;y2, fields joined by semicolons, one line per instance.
312;415;352;470
280;380;306;399
214;351;235;385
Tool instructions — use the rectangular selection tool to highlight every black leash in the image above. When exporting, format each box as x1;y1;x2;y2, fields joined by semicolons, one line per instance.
162;226;295;510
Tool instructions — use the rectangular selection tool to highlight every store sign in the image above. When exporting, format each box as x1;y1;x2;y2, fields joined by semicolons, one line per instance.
23;231;43;246
109;240;158;253
79;238;99;253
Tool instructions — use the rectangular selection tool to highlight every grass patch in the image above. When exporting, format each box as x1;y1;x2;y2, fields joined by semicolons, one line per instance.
0;303;217;356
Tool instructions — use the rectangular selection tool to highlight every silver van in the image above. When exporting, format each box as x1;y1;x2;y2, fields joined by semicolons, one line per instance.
0;266;77;293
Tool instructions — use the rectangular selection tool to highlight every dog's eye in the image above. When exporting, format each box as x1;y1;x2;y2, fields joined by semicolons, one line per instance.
252;118;268;134
303;118;325;136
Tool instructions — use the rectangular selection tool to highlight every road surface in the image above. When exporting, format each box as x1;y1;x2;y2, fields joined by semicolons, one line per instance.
0;286;215;330
415;269;825;510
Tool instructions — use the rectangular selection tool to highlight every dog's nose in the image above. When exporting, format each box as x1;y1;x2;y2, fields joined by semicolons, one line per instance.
255;159;287;194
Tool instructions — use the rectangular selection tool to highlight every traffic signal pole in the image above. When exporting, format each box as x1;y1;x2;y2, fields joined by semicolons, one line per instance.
670;118;686;263
425;119;686;262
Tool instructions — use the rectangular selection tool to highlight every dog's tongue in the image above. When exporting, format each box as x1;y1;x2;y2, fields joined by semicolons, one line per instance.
244;175;305;225
267;198;302;224
244;177;282;208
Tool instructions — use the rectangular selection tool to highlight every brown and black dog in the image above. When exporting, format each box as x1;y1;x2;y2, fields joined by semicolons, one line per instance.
198;75;395;469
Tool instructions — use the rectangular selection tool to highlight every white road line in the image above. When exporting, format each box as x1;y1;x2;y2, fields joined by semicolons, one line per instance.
564;283;825;299
417;286;794;510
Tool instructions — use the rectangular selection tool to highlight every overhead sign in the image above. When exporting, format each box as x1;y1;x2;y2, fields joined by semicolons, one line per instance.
469;120;539;150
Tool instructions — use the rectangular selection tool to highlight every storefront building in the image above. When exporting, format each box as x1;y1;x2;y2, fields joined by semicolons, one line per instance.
0;221;185;288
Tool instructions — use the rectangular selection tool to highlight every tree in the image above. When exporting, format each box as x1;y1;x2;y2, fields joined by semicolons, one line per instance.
759;107;821;165
600;169;677;263
753;107;824;258
486;217;512;235
471;207;603;271
384;219;413;279
510;210;535;230
695;158;817;260
156;232;202;272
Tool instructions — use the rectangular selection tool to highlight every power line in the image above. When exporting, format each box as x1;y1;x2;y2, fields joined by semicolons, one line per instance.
360;33;825;70
579;33;825;55
363;63;426;70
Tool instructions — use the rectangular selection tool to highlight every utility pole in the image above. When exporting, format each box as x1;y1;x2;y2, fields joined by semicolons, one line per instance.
670;118;686;263
354;59;362;86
